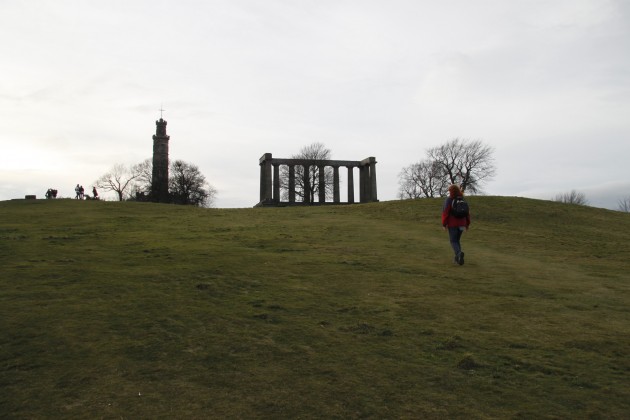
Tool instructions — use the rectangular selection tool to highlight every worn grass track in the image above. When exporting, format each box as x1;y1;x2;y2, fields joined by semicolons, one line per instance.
1;197;629;418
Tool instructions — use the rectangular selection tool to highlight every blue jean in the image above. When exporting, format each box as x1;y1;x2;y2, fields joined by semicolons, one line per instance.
448;227;464;256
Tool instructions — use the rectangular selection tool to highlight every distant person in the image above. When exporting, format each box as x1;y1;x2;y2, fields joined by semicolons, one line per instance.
75;184;81;199
442;184;471;265
79;185;85;199
92;186;98;199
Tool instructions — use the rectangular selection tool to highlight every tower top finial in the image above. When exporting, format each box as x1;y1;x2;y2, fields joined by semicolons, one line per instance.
155;117;168;137
159;105;165;120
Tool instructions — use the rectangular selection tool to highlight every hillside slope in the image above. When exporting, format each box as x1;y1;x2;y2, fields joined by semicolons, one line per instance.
1;197;629;418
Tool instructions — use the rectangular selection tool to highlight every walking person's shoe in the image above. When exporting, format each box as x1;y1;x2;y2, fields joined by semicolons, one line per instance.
457;251;465;266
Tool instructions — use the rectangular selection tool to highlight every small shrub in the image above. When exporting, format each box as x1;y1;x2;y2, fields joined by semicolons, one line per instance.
457;354;481;370
437;335;463;350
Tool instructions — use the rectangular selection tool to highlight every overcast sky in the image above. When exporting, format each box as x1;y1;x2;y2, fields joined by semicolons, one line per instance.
1;0;629;209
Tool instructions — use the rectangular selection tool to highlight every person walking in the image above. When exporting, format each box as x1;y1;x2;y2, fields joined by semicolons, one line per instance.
92;186;98;200
75;184;81;199
442;184;471;265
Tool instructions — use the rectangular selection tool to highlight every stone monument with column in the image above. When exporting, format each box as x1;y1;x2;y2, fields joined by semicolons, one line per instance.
151;115;170;203
255;153;378;207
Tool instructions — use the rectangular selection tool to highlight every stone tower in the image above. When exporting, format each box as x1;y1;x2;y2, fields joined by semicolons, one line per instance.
151;117;170;202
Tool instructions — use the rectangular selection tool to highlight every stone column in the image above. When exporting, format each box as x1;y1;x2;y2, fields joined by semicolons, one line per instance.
347;166;354;204
273;163;280;203
318;165;326;203
303;164;310;204
264;157;273;203
259;161;265;202
288;165;296;204
369;157;378;202
359;165;367;203
259;153;273;204
333;166;340;203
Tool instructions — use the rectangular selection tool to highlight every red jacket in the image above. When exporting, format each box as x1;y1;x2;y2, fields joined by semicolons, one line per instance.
442;196;470;228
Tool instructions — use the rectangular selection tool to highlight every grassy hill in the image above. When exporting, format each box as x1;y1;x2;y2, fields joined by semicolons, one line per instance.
1;197;629;418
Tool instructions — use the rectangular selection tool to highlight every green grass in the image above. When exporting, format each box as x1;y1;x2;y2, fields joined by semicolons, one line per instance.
1;197;629;418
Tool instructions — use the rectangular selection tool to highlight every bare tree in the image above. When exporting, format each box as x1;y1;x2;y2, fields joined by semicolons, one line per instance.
95;163;141;201
617;197;630;212
426;138;496;194
398;159;448;199
133;158;153;194
169;160;217;207
128;158;153;199
279;142;335;202
398;138;495;199
554;190;589;205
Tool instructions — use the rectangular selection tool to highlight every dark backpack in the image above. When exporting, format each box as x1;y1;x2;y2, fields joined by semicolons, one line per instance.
451;197;469;218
